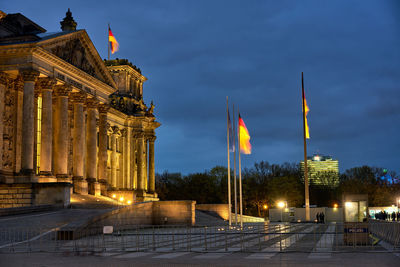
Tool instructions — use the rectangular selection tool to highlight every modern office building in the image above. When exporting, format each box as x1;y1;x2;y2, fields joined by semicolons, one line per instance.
300;154;339;187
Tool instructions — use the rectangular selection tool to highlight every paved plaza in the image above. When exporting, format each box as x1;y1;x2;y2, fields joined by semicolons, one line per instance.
0;209;400;266
0;250;399;266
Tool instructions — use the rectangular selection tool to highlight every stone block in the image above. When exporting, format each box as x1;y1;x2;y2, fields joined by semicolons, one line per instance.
12;194;23;198
22;193;32;198
7;189;17;194
0;189;8;194
17;199;31;204
17;189;32;193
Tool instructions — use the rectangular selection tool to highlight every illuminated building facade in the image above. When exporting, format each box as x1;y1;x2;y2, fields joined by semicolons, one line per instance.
0;10;159;208
300;154;339;187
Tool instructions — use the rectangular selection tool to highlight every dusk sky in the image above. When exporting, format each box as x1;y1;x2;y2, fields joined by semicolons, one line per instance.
4;1;400;174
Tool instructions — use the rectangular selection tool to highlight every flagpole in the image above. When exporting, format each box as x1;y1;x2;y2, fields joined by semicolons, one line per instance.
108;23;110;61
302;72;310;221
233;104;238;225
238;111;243;229
226;96;232;227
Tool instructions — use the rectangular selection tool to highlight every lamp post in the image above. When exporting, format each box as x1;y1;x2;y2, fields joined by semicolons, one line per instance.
263;204;268;219
278;201;287;222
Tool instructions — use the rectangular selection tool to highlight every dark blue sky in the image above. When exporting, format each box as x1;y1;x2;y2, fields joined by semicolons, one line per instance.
4;1;400;174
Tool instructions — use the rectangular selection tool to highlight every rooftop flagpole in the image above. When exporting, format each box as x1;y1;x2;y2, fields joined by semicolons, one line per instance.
107;23;110;61
302;72;310;221
238;110;243;229
233;104;238;225
226;96;232;227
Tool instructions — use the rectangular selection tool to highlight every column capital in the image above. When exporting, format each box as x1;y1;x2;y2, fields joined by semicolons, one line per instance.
148;136;157;143
54;84;72;97
0;72;9;85
98;103;110;114
121;128;128;137
133;132;144;139
20;69;40;82
14;76;24;92
37;77;57;90
70;91;87;103
112;126;122;136
107;124;113;135
86;97;98;108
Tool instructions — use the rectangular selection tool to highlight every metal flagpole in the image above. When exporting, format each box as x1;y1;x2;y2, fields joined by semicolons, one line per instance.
302;72;310;221
108;23;110;61
226;96;232;227
233;104;238;225
238;111;243;229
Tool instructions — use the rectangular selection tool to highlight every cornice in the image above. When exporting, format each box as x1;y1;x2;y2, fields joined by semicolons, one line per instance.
107;65;147;82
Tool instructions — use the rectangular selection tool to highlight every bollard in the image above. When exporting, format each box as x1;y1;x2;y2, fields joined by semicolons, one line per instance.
204;227;207;251
172;228;175;251
258;224;261;251
152;227;155;251
136;226;139;252
225;227;228;252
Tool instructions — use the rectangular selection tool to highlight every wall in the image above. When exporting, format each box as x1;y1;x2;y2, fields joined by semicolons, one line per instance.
33;183;71;207
95;200;196;227
196;204;229;220
0;182;71;209
269;207;343;222
0;184;32;208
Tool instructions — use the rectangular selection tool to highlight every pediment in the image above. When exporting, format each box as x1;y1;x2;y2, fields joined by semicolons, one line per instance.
37;30;117;88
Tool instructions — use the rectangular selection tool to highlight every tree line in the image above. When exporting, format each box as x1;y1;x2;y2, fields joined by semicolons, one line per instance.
155;162;400;217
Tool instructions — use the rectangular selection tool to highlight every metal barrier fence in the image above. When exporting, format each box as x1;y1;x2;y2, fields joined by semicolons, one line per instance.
0;222;399;253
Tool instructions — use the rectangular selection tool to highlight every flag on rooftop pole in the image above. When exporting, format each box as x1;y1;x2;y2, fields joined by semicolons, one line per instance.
233;104;238;225
238;114;251;154
226;97;232;227
303;89;310;139
108;25;119;57
301;72;310;221
237;112;251;229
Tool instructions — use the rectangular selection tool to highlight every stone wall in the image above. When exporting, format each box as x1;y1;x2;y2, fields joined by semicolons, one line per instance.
92;200;196;227
33;182;71;207
0;182;71;209
0;184;32;208
196;204;229;220
269;207;343;222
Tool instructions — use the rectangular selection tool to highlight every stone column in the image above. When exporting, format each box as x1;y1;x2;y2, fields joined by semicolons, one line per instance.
71;92;87;194
53;84;72;181
110;126;119;188
148;136;156;193
144;137;148;191
125;127;131;189
86;98;100;195
0;72;8;173
98;104;109;195
14;77;24;174
37;78;56;180
136;133;145;191
130;133;137;189
20;69;40;175
121;128;130;189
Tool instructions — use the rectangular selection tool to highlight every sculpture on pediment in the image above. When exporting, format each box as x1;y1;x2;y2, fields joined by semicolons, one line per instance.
146;101;155;116
51;39;103;82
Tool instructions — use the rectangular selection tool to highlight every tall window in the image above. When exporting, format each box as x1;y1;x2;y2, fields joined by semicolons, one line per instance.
36;96;42;174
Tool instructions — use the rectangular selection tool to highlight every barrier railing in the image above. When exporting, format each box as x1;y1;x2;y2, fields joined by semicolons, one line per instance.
0;222;399;253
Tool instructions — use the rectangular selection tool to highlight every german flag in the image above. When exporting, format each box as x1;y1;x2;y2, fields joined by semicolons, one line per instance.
238;114;251;154
303;91;310;139
108;26;119;54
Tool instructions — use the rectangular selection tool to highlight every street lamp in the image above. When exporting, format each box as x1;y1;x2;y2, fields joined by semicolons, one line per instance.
278;201;287;222
263;204;268;218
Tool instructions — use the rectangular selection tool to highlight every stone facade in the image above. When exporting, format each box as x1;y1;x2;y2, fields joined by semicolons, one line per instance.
0;10;160;207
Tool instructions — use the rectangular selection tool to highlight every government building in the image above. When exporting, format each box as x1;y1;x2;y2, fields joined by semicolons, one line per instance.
0;10;160;208
300;154;339;187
